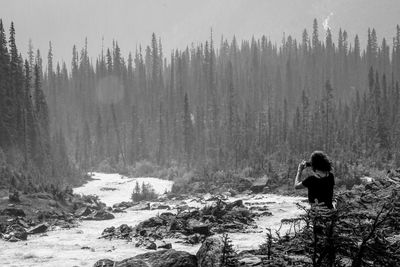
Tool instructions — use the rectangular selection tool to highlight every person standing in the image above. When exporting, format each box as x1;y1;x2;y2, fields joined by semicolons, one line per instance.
294;151;335;209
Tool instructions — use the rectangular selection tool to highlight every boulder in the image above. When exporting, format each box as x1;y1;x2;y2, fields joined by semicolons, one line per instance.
140;217;164;228
27;223;48;234
75;206;92;217
118;224;132;237
101;226;115;238
83;210;115;221
238;255;262;266
8;191;20;203
196;237;223;267
7;236;21;242
153;204;170;210
120;249;197;267
237;179;253;192
226;199;244;210
2;207;25;217
112;208;126;213
131;202;151;211
93;259;115;267
228;189;238;197
17;219;29;228
250;179;268;193
203;193;212;201
191;224;210;236
360;176;375;185
169;218;184;231
146;241;157;250
176;204;190;212
33;192;53;200
187;233;201;244
4;224;27;241
112;201;135;210
258;211;273;217
155;240;172;249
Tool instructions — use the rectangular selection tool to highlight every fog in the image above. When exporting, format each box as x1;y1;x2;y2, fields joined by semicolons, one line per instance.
1;0;399;65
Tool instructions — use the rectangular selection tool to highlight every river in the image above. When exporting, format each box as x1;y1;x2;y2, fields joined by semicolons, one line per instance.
0;172;305;267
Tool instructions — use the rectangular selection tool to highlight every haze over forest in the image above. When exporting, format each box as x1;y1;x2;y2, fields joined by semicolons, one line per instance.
1;0;400;65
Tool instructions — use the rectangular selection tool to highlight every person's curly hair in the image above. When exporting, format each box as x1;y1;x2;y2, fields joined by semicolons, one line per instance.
310;151;332;172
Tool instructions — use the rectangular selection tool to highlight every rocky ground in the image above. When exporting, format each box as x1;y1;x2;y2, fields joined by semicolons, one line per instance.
90;170;400;266
100;198;260;249
0;173;305;266
0;188;115;243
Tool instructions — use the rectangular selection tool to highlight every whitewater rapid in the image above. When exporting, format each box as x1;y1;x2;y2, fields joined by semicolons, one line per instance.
0;173;304;267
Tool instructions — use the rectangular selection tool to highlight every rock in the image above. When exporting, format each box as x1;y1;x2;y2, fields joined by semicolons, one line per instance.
83;210;115;221
131;202;151;211
93;259;115;267
258;211;273;217
112;208;126;213
33;192;53;200
222;191;232;198
117;249;197;267
196;237;223;267
75;206;92;217
250;176;270;193
222;223;240;230
100;187;117;191
191;223;210;236
118;224;132;237
4;224;27;241
203;193;212;201
152;204;170;210
101;226;115;238
228;189;238;197
227;199;244;210
169;218;184;231
2;207;25;217
140;216;164;228
262;186;270;194
37;210;55;220
17;219;29;228
8;191;20;203
360;176;375;185
94;258;148;267
27;223;48;234
237;178;253;192
155;240;172;249
176;204;190;212
241;190;253;195
187;233;201;244
7;236;21;242
112;201;134;210
159;212;175;221
238;255;262;266
146;241;157;250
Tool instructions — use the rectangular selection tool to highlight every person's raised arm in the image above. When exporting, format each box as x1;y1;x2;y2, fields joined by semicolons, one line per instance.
294;160;306;189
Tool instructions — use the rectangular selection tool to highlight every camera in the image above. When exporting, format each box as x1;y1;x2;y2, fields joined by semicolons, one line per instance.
305;161;312;167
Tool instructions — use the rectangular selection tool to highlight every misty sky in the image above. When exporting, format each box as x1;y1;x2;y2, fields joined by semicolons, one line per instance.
1;0;400;65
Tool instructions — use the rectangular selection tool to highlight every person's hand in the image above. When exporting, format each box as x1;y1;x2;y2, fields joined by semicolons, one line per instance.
298;160;307;172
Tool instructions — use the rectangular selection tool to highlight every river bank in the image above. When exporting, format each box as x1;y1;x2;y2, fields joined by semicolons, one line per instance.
0;172;305;267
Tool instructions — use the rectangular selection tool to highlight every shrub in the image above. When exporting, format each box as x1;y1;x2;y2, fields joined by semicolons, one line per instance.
131;181;158;202
221;233;238;267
